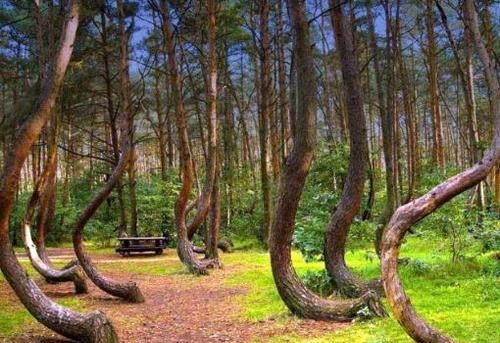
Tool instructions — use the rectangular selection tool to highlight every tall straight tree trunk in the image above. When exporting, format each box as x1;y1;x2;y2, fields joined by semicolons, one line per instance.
324;0;382;298
425;0;445;172
0;2;119;341
269;0;386;321
206;151;221;261
276;0;289;161
258;0;272;247
381;1;500;340
100;7;128;235
394;12;418;203
117;0;138;237
367;0;397;253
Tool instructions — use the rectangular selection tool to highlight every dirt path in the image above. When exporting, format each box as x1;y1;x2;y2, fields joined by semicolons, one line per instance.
3;249;349;342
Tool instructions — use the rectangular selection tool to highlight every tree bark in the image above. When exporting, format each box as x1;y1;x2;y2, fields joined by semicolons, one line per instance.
425;0;446;171
159;0;216;275
381;1;500;340
73;112;145;303
0;2;119;341
186;0;219;240
100;7;128;236
22;119;87;294
35;117;58;264
117;0;138;237
324;0;382;299
435;0;485;210
269;0;386;321
367;0;398;254
258;0;272;248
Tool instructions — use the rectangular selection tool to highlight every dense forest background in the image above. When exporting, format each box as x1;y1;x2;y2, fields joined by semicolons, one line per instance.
0;0;498;341
1;0;497;257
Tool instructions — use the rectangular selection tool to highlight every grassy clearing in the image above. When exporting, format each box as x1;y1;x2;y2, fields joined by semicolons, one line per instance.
223;237;499;343
0;238;498;342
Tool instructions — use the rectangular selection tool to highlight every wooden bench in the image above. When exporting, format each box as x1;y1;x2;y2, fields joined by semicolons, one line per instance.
116;237;168;256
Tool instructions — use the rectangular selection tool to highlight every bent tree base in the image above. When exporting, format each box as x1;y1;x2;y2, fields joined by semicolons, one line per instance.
270;0;386;322
380;0;500;340
0;1;120;341
72;117;145;303
324;0;383;299
22;223;87;294
0;250;118;343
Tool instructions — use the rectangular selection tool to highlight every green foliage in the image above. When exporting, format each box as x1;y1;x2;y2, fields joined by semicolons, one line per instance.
301;270;334;296
136;175;179;237
403;258;433;276
415;192;499;262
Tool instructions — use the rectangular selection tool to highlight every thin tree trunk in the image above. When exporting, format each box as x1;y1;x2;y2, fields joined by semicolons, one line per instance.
21;118;87;294
100;7;128;235
425;0;445;171
117;0;138;237
367;0;397;253
258;0;272;248
185;0;219;241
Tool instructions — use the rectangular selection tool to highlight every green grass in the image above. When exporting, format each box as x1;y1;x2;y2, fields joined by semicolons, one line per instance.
0;279;86;337
0;237;498;342
223;237;499;343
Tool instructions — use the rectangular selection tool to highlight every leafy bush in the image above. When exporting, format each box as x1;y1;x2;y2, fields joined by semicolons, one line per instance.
301;270;334;296
404;258;433;276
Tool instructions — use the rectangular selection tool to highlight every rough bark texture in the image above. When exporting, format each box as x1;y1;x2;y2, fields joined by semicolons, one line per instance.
0;2;119;341
117;0;138;237
425;0;445;171
21;126;87;294
258;0;272;248
381;1;500;341
186;0;218;241
73;114;144;303
160;0;215;275
324;0;382;299
269;0;386;321
367;0;397;253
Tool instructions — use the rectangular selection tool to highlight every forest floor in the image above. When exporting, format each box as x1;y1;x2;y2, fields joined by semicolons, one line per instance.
0;237;499;342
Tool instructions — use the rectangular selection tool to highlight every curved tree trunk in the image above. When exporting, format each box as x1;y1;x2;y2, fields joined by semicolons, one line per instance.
323;0;382;298
269;0;386;321
160;0;216;275
0;2;119;341
186;0;219;241
21;122;87;294
35;120;58;265
381;1;500;341
72;111;144;304
22;222;87;294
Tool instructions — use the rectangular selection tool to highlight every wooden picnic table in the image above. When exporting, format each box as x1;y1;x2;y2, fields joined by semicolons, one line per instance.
116;237;168;256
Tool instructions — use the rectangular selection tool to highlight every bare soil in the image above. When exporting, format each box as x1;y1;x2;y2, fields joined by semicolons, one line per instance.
2;249;349;343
